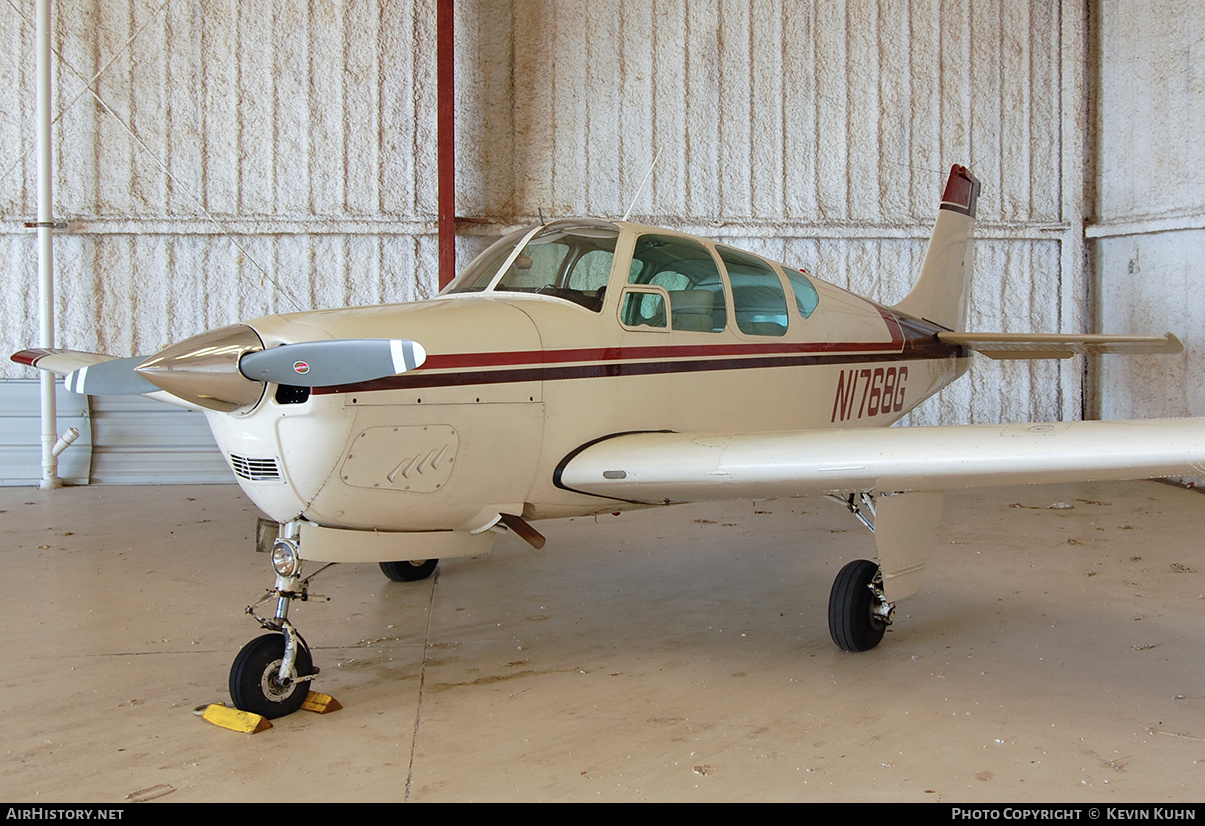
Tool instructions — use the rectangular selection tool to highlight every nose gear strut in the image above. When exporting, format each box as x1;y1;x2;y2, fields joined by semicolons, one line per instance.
230;522;334;718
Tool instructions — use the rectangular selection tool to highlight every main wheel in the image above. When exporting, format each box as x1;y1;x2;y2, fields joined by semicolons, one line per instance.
828;559;887;652
229;633;314;719
379;558;438;582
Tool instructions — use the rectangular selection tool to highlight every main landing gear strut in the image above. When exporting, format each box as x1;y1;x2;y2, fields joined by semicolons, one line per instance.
229;521;441;718
826;493;895;652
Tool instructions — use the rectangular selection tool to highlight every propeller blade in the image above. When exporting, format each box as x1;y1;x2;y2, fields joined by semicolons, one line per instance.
64;356;160;396
237;339;426;387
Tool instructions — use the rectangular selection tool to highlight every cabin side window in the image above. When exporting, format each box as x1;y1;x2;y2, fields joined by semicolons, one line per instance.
785;270;820;319
619;287;669;329
719;247;789;337
627;235;727;333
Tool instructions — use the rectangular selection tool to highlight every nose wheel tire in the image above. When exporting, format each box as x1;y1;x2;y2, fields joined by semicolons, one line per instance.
379;558;438;582
229;633;314;719
828;559;888;652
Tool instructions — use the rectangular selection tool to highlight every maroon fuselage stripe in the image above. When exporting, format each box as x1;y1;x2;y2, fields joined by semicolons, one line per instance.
313;314;964;396
422;339;897;371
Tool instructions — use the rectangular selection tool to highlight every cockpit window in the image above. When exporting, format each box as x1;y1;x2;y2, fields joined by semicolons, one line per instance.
443;227;532;294
628;234;727;333
442;220;621;312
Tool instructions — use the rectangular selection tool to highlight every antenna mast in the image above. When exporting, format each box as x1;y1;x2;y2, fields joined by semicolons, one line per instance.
622;149;661;222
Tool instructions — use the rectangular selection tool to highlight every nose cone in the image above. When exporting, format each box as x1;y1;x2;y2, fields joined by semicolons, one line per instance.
136;324;266;412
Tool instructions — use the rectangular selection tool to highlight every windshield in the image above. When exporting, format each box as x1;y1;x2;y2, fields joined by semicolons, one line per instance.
442;220;622;312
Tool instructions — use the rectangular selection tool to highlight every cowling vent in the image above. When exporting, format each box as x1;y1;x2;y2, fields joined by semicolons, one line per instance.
229;453;283;482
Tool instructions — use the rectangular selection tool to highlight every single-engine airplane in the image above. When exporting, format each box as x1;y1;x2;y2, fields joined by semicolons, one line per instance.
14;165;1205;718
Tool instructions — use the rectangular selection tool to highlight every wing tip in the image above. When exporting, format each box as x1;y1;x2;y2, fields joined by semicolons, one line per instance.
11;348;54;367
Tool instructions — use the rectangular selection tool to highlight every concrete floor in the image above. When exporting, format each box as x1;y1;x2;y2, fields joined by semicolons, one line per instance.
2;480;1203;803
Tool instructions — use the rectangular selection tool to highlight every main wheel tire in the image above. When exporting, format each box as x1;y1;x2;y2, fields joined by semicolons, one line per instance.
379;558;438;582
229;633;314;719
828;559;887;652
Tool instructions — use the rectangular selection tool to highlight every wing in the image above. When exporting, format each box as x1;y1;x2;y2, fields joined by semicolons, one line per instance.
555;418;1205;503
12;337;427;412
12;348;125;376
556;418;1205;602
11;348;195;408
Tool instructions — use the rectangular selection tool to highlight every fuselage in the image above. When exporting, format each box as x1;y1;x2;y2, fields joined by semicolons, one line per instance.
204;219;970;532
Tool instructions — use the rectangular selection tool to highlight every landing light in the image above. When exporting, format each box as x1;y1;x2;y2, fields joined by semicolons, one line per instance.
271;538;302;577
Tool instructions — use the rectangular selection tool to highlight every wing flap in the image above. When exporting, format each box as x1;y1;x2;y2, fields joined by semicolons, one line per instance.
938;332;1182;360
874;490;943;602
556;418;1205;504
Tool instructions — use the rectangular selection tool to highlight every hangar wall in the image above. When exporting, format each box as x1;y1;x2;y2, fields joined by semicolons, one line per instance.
0;0;1192;482
456;0;1086;427
1089;0;1205;422
1;0;442;359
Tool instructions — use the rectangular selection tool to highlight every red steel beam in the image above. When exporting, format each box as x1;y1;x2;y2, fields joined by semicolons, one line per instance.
437;0;455;289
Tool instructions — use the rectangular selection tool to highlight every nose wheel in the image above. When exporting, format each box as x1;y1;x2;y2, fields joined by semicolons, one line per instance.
229;632;315;718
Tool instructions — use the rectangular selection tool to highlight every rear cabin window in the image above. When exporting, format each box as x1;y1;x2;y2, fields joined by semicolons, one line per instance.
719;247;789;337
785;270;820;319
625;235;726;333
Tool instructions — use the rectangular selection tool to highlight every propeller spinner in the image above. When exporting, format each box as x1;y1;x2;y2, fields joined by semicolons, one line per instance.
133;325;268;412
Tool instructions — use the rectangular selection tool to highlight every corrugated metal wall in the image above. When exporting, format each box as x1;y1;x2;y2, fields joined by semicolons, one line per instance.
1089;0;1205;424
1;0;442;361
0;379;231;485
4;0;1192;483
462;0;1068;224
0;380;91;485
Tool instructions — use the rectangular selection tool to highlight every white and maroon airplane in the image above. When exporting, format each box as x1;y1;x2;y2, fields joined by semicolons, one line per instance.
14;165;1200;718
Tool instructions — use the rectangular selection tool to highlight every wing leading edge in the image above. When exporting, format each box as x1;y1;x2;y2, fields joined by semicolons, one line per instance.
555;418;1205;504
12;348;197;409
556;419;1205;603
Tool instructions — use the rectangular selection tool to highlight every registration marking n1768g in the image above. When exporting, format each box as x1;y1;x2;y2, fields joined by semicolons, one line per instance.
831;366;908;422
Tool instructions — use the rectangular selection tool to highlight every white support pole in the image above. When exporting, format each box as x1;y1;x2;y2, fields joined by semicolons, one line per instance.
37;0;60;490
